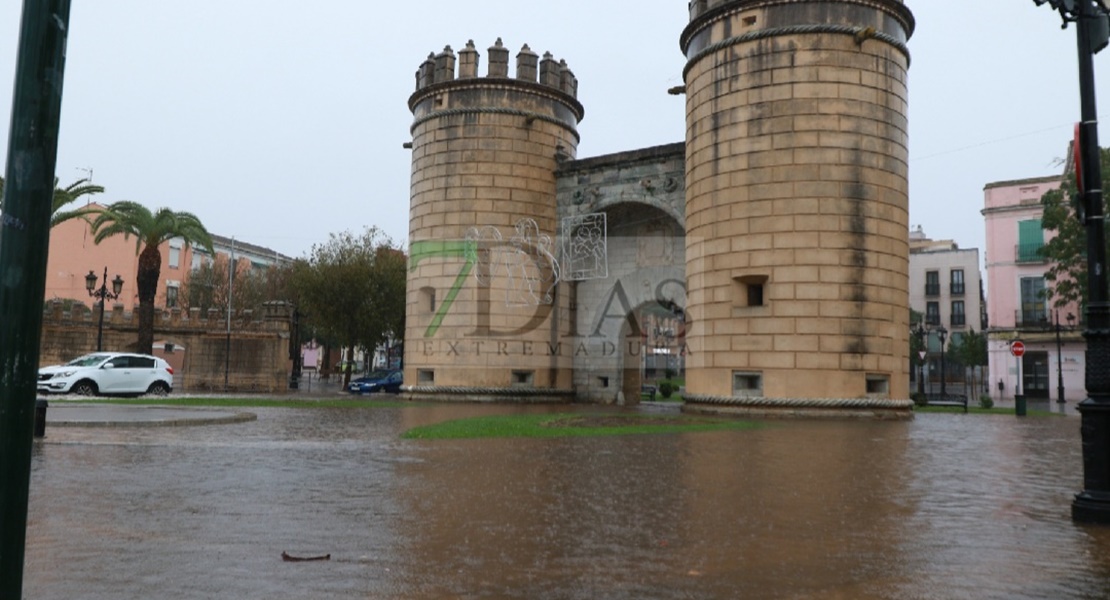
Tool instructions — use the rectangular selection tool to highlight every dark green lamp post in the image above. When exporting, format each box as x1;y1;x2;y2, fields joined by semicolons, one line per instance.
1033;0;1110;524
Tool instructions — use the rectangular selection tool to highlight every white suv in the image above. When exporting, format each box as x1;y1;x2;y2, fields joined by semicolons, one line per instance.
37;352;174;396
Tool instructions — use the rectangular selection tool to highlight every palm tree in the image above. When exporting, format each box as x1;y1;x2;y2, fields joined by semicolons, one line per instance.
50;177;105;227
88;201;214;353
0;175;104;226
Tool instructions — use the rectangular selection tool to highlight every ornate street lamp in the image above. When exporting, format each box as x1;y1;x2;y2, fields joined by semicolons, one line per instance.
937;325;948;401
912;323;928;397
85;267;124;352
1033;0;1110;523
1055;311;1077;404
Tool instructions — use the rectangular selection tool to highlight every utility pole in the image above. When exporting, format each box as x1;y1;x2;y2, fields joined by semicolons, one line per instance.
225;236;235;392
0;3;73;598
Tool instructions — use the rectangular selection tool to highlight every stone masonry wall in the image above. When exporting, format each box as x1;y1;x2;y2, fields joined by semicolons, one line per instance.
39;300;292;393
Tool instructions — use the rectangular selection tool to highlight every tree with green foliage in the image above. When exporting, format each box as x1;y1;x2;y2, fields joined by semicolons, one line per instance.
289;228;407;386
183;259;288;316
87;201;214;353
1039;147;1110;309
949;329;988;400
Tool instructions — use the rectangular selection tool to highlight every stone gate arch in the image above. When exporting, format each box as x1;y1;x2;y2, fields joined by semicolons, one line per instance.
569;200;685;404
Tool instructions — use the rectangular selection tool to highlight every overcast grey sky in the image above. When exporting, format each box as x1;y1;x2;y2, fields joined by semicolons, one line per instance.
1;1;1108;284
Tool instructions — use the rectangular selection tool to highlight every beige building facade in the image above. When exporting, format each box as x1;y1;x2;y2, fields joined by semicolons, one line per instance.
908;227;985;398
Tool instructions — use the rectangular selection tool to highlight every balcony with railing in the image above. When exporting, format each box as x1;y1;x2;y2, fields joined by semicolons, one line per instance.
1014;309;1049;329
924;283;940;297
950;313;966;327
1015;243;1046;263
950;283;965;296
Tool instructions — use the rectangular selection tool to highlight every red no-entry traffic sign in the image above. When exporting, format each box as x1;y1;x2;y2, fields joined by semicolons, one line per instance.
1010;340;1026;357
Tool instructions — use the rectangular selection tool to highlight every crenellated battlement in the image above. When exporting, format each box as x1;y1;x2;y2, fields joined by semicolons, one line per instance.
413;38;578;99
41;299;292;333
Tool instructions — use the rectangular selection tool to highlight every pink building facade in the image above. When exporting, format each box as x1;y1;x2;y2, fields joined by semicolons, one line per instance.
982;176;1084;405
45;203;199;312
45;204;289;314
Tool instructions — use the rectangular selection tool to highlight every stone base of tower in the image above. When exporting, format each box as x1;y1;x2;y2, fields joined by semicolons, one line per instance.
681;395;914;421
403;386;576;404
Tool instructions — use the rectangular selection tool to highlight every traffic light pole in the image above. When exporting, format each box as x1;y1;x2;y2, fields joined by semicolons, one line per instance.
0;2;73;597
1071;0;1110;524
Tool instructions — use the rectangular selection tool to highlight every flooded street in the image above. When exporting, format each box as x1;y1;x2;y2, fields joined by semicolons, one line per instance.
23;403;1110;599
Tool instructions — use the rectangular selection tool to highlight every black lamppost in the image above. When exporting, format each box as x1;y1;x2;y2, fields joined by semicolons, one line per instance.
1034;0;1110;523
912;323;928;397
1055;311;1077;404
937;325;948;401
85;267;123;352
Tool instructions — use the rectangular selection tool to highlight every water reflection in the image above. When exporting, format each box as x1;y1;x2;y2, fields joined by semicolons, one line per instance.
22;406;1110;599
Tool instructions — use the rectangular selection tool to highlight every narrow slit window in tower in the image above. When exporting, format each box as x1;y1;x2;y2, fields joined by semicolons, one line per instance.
421;286;436;313
733;275;768;308
512;370;535;387
733;371;762;397
866;374;890;397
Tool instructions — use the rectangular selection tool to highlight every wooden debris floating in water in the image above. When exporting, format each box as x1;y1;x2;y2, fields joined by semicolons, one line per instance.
281;551;331;562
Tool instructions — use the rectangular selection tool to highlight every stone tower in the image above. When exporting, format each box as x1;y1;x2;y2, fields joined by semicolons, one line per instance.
680;1;916;416
404;39;583;402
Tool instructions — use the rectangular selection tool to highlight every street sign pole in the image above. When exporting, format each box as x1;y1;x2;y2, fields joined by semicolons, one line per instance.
1010;340;1026;416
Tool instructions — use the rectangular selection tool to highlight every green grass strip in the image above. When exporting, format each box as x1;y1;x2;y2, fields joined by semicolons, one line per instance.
57;396;408;409
402;412;763;440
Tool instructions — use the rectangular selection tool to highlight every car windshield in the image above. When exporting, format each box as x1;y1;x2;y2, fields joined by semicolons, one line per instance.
366;370;394;379
65;354;111;367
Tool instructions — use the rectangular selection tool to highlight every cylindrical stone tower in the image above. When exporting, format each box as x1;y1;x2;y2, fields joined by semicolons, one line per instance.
680;1;915;417
404;39;583;402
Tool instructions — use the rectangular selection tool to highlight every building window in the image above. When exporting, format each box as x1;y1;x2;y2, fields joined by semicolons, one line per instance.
1019;277;1047;326
951;300;965;326
420;287;436;313
865;375;889;397
511;370;535;387
191;251;212;270
925;271;939;297
732;371;763;397
166;284;179;309
417;369;434;384
1017;219;1044;263
733;275;768;308
926;302;940;326
168;240;182;269
950;269;965;296
748;283;763;307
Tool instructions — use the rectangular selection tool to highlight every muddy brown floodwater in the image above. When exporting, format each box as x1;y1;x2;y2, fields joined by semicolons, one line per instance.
22;401;1110;599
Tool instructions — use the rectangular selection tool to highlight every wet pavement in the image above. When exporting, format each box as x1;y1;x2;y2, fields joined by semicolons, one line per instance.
22;398;1110;599
43;403;257;427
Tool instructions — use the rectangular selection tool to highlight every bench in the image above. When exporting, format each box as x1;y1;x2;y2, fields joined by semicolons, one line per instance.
641;385;657;401
924;393;968;412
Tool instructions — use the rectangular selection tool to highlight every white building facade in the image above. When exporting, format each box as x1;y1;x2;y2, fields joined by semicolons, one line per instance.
908;227;985;400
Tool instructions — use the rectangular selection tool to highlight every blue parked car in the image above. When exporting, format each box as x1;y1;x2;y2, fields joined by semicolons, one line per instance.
347;370;403;394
